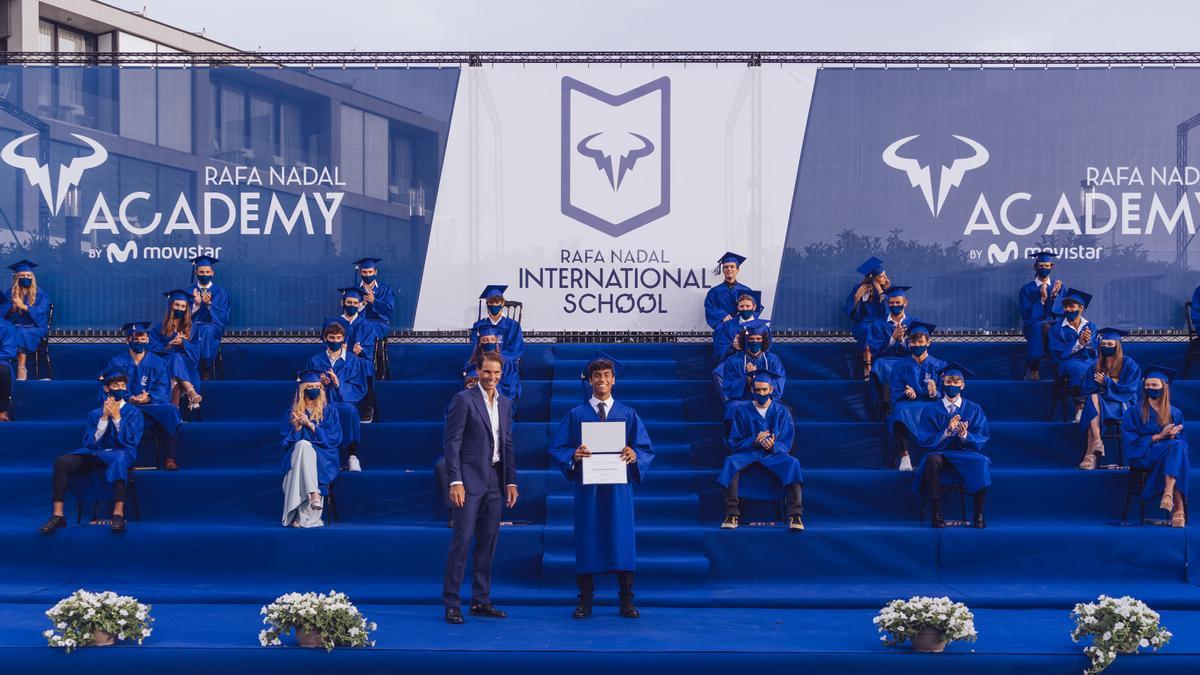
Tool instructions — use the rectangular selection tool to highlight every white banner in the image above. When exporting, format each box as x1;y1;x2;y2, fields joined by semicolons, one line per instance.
414;64;817;331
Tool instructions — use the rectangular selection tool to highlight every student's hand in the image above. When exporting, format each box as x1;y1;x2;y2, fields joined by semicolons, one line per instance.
904;385;917;400
13;296;26;311
1040;284;1048;302
947;415;962;434
1093;371;1107;385
762;435;775;450
892;324;906;341
326;370;339;388
102;399;116;419
731;335;741;350
722;315;732;322
925;380;938;398
574;445;591;461
755;430;771;446
131;392;149;404
449;484;465;508
352;343;363;356
192;289;202;305
201;290;212;305
506;485;519;508
1078;328;1092;345
1052;280;1063;296
745;362;756;373
620;447;637;464
363;290;375;304
957;420;970;439
872;280;883;295
854;284;870;301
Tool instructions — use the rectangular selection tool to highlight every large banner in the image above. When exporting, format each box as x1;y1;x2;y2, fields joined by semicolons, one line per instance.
5;64;1200;331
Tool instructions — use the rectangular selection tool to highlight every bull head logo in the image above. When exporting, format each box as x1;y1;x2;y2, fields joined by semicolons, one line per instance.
882;135;988;217
1;132;108;216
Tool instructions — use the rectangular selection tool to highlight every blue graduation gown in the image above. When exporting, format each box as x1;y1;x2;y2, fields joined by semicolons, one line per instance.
148;321;203;386
718;400;803;487
280;404;342;494
886;354;947;436
548;401;654;574
704;281;752;329
328;314;386;373
1080;357;1141;429
1;288;49;353
359;280;396;325
68;405;144;484
1048;318;1098;387
845;285;887;349
865;315;916;384
0;318;16;365
306;350;367;449
103;351;182;433
715;351;786;419
712;316;759;363
1018;279;1065;361
1192;286;1200;333
461;354;522;401
190;283;231;361
469;315;526;363
911;398;992;495
1121;405;1190;503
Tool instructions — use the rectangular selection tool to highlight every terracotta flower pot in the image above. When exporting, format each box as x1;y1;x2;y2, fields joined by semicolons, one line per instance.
911;627;948;653
297;629;324;648
91;630;116;646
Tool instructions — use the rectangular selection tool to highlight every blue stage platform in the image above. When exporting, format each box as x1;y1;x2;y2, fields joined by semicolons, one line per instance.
3;340;1199;670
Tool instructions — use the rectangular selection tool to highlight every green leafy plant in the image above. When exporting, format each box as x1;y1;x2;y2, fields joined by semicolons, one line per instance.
43;589;153;653
259;590;377;652
1071;595;1171;674
874;596;978;647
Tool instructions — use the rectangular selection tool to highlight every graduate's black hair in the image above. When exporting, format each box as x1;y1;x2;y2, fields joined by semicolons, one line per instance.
585;358;616;379
321;322;345;338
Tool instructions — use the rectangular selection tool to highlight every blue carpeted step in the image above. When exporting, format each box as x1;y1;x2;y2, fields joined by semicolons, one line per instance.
550;398;685;422
541;553;710;585
545;493;700;525
553;359;680;380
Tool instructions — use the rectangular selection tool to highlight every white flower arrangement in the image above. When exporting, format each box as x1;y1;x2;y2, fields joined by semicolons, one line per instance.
259;591;377;652
1071;595;1171;674
873;596;978;648
44;590;153;654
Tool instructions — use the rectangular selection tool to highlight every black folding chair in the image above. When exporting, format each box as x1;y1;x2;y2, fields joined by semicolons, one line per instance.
30;303;53;380
476;299;523;324
77;473;141;524
373;337;390;381
1047;373;1080;422
919;484;967;522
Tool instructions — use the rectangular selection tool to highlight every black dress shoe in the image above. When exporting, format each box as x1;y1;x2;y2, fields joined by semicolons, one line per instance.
619;599;640;619
111;515;127;533
469;604;507;618
40;515;67;534
973;513;987;529
931;511;946;528
445;607;464;624
572;602;592;619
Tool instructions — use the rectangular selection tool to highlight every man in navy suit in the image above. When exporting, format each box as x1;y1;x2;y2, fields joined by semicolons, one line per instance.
442;351;519;624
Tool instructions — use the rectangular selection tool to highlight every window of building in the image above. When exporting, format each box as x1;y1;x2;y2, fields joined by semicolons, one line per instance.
212;81;314;169
35;19;103;129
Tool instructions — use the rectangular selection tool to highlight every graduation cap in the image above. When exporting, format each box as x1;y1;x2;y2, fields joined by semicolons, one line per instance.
7;259;36;272
338;287;364;301
883;285;911;299
1062;288;1092;308
97;367;128;385
296;369;324;384
740;318;772;336
479;284;508;300
718;252;747;267
121;321;152;336
477;324;500;339
584;350;626;378
353;257;382;270
856;256;885;276
939;362;975;379
1028;250;1058;264
1097;327;1129;341
750;368;783;384
162;289;190;302
462;366;479;380
1144;364;1178;383
190;254;220;267
907;321;937;337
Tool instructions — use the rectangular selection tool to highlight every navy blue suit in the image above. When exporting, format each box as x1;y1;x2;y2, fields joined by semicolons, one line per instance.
442;386;516;609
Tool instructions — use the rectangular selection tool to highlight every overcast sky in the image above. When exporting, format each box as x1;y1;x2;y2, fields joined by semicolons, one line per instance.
106;0;1196;53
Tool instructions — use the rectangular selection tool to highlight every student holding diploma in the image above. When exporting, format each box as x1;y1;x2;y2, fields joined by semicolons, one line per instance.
549;353;654;620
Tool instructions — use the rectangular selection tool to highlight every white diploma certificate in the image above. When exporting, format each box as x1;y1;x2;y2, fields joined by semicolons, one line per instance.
581;421;628;485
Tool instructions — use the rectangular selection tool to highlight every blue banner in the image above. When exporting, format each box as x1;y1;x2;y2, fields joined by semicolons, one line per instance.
0;66;457;330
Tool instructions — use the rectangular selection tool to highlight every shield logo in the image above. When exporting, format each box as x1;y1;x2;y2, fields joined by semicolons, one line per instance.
561;76;670;237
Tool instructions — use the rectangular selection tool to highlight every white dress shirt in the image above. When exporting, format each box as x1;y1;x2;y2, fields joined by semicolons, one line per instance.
886;313;907;346
1062;316;1088;354
755;400;770;418
325;346;345;369
941;395;963;438
589;395;616;417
